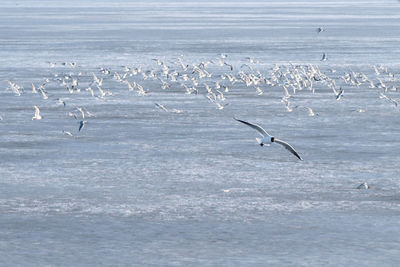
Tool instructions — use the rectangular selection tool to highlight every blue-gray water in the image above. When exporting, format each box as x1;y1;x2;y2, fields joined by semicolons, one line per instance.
1;0;400;266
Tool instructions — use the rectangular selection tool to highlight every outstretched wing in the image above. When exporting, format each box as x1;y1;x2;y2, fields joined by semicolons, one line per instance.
79;121;84;132
155;103;168;112
274;138;303;160
234;117;270;137
34;106;40;117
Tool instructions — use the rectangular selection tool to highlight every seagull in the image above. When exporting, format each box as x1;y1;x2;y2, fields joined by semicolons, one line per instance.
100;67;111;74
321;53;328;61
155;103;182;113
78;120;87;132
39;86;48;99
83;107;95;117
155;103;168;112
234;118;302;160
379;93;398;107
76;107;85;119
57;98;66;107
31;83;38;94
303;106;316;117
336;87;344;100
32;106;42;120
62;130;74;137
214;101;229;110
356;182;370;189
317;27;325;33
224;62;233;71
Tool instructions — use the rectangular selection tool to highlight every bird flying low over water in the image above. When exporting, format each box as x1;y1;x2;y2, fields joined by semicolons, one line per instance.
336;87;344;100
234;118;303;160
321;53;328;61
32;106;42;120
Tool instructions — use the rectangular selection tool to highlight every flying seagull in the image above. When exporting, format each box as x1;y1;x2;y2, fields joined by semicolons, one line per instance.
62;130;74;137
32;106;42;120
336;87;344;100
234;118;302;160
321;53;328;61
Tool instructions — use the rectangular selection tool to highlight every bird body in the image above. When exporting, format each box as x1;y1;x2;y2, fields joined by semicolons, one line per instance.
256;135;273;146
62;130;73;137
356;183;370;189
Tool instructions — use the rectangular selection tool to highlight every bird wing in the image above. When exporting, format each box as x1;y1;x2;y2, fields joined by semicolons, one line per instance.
34;106;40;116
234;118;270;137
78;121;84;132
155;103;168;112
336;88;343;100
274;138;303;160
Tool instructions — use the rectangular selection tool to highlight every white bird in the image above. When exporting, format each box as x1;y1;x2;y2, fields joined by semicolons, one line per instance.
76;107;85;119
8;81;22;96
317;27;325;33
155;103;169;112
57;98;66;107
32;106;42;120
31;83;38;94
255;86;263;95
62;130;73;137
214;101;228;110
321;53;328;61
379;93;398;107
336;87;344;100
86;87;95;97
39;86;48;99
155;103;182;113
100;67;111;74
356;182;370;189
303;106;316;117
234;118;302;160
282;97;294;112
83;107;95;117
216;90;226;101
224;62;233;71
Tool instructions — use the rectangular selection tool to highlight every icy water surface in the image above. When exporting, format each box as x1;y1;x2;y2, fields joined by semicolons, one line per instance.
1;0;400;266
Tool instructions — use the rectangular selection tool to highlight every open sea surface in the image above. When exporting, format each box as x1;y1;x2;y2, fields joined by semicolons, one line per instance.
1;0;400;266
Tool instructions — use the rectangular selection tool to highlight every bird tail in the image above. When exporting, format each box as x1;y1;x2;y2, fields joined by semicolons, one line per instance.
256;137;263;145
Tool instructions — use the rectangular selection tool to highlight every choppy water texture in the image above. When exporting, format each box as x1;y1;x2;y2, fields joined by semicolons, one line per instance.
1;0;400;266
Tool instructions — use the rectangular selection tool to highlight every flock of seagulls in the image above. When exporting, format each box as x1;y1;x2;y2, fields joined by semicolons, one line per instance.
1;26;392;191
2;33;399;167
